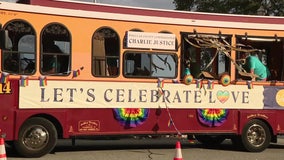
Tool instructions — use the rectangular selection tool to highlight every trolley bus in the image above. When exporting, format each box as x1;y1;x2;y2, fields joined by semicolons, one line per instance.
1;0;284;157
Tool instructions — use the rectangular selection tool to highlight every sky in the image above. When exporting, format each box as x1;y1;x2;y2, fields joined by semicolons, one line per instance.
1;0;176;10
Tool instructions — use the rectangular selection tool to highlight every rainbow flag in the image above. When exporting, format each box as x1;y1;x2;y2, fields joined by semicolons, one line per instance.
20;76;29;87
196;79;202;89
157;78;164;88
247;80;253;89
72;69;80;78
39;76;47;86
0;72;9;83
207;80;214;89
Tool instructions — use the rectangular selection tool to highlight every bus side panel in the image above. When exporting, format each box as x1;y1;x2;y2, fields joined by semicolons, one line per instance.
276;110;284;134
188;109;239;134
0;80;18;140
65;108;239;136
238;110;278;135
13;109;69;140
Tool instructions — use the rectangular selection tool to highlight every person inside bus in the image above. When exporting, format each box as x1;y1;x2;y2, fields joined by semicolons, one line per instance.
42;40;62;74
241;51;270;81
4;54;19;73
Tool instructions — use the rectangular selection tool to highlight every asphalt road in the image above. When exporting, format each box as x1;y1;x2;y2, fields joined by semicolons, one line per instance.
5;136;284;160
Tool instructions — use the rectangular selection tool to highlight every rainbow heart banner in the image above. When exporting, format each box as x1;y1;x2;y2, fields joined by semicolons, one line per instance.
216;90;230;103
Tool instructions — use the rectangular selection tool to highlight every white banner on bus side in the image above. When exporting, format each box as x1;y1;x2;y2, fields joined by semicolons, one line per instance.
19;80;265;109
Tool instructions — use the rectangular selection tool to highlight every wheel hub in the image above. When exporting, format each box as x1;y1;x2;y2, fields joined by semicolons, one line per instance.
23;126;49;150
247;124;266;147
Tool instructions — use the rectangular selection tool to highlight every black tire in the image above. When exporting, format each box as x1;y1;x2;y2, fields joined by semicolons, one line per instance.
241;119;271;152
14;117;58;157
195;135;225;146
5;141;14;148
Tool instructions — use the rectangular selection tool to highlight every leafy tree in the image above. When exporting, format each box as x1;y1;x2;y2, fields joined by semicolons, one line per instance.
173;0;284;16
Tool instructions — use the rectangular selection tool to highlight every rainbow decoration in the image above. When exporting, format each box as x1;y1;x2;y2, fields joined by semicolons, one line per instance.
197;109;229;127
157;78;165;97
247;80;253;89
20;76;29;87
196;79;202;89
157;78;164;88
158;88;164;97
0;72;9;83
72;69;80;78
172;79;179;83
220;74;231;86
39;76;47;87
183;75;193;85
113;108;149;128
207;80;214;89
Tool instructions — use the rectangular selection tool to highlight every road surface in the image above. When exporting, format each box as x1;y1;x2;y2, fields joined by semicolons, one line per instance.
5;136;284;160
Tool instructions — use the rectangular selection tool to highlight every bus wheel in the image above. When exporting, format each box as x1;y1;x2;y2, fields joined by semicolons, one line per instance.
195;135;225;146
241;119;271;152
14;117;58;157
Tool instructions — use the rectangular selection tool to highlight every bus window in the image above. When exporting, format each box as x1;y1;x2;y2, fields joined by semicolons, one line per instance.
236;36;283;81
92;27;120;77
41;23;71;75
181;33;231;79
124;52;177;78
1;20;36;74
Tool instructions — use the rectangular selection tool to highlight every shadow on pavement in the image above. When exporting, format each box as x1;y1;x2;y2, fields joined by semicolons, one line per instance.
5;138;284;158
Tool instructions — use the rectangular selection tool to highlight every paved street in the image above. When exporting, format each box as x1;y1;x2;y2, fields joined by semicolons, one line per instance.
5;136;284;160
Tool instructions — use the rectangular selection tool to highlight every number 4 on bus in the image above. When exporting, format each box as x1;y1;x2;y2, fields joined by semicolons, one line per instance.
0;81;11;94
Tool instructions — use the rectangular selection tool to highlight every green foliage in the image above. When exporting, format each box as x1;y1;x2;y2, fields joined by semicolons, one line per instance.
172;0;284;16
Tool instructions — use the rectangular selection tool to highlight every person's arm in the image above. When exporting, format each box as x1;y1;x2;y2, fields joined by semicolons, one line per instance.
248;56;256;81
250;69;256;81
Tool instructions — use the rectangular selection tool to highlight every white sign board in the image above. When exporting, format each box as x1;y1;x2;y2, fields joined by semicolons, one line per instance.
126;31;176;50
19;80;265;109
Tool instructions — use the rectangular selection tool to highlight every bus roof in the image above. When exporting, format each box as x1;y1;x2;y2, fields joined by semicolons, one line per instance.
21;0;284;23
1;0;284;30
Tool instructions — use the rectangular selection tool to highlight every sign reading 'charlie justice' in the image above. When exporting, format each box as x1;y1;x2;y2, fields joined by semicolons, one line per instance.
126;31;176;50
18;80;278;110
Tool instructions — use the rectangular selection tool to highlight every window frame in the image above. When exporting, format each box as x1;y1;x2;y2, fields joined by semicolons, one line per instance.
1;19;36;75
123;51;178;79
40;22;71;76
92;27;120;77
180;32;232;79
